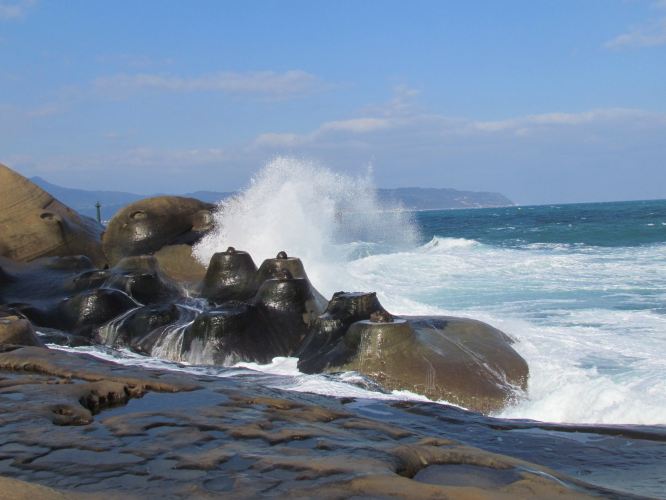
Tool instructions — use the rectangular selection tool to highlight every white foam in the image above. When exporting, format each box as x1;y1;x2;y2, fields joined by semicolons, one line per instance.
63;159;666;425
194;157;418;295
330;239;666;425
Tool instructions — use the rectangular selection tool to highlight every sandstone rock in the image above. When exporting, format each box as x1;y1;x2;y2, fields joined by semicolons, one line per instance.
0;313;43;347
0;163;105;266
334;317;528;413
102;196;215;266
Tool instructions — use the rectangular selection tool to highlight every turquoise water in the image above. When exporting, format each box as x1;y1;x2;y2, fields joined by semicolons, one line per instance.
416;199;666;248
335;200;666;424
188;161;666;425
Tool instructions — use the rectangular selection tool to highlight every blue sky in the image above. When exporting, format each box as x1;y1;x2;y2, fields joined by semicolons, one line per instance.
1;0;665;204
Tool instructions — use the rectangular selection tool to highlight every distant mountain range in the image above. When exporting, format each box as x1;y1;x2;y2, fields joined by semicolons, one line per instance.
30;176;513;220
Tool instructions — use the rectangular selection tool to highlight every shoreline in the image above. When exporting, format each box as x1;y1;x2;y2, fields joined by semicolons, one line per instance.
1;346;662;498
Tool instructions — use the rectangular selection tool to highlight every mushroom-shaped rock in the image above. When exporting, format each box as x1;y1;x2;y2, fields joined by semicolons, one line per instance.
200;249;258;303
297;291;389;373
180;301;273;364
253;275;322;354
95;302;183;353
0;163;106;266
106;255;183;305
330;316;529;414
102;196;215;266
55;288;138;338
255;255;328;311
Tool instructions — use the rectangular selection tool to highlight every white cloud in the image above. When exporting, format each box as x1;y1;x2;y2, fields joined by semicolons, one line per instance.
605;18;666;48
472;109;659;133
605;1;666;49
93;70;322;98
252;103;666;155
320;118;392;133
0;0;34;20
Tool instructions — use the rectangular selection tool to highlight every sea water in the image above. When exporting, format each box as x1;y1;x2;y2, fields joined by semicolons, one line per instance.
60;158;666;426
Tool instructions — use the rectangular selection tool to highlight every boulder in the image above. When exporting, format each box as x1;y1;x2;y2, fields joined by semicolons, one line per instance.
54;288;138;338
0;312;43;347
180;301;269;364
0;163;106;266
106;255;183;305
297;291;388;373
153;244;207;283
199;247;258;303
102;196;215;266
319;315;528;414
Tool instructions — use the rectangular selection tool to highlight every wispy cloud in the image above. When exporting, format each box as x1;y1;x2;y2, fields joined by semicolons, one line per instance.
93;70;323;98
605;18;666;48
605;1;666;48
471;109;660;133
0;0;35;20
254;100;666;152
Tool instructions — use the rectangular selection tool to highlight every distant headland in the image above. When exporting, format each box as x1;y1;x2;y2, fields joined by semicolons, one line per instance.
30;176;514;220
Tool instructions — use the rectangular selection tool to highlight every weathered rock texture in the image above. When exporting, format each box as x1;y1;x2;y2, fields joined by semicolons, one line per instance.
1;248;528;413
0;163;105;266
101;196;215;271
0;347;648;499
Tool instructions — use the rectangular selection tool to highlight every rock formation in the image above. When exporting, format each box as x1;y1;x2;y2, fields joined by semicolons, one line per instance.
101;195;215;277
0;163;106;266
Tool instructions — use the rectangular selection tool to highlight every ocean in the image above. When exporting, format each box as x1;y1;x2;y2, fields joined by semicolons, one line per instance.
58;159;666;427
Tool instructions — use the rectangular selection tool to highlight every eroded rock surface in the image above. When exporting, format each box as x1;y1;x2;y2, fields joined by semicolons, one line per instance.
1;248;529;413
0;163;106;267
0;347;645;499
102;196;215;268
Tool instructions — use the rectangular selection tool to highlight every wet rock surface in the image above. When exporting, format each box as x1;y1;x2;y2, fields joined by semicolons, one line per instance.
1;346;661;499
0;163;528;413
101;196;215;268
1;249;529;413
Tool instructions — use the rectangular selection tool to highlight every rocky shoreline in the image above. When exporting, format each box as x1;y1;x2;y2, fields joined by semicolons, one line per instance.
2;345;662;499
1;161;664;498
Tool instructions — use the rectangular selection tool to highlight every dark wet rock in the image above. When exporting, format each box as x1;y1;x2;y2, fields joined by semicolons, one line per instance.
102;196;215;266
298;291;527;413
0;312;43;347
106;255;183;305
36;327;93;348
2;246;528;414
297;291;389;373
0;255;97;304
0;255;183;345
0;347;642;498
65;269;112;293
0;163;106;267
95;302;182;353
199;248;258;304
54;289;138;338
253;276;321;353
180;301;269;364
255;255;309;284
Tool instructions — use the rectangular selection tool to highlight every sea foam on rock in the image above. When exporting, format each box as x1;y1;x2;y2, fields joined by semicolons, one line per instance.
0;246;528;413
0;161;527;413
